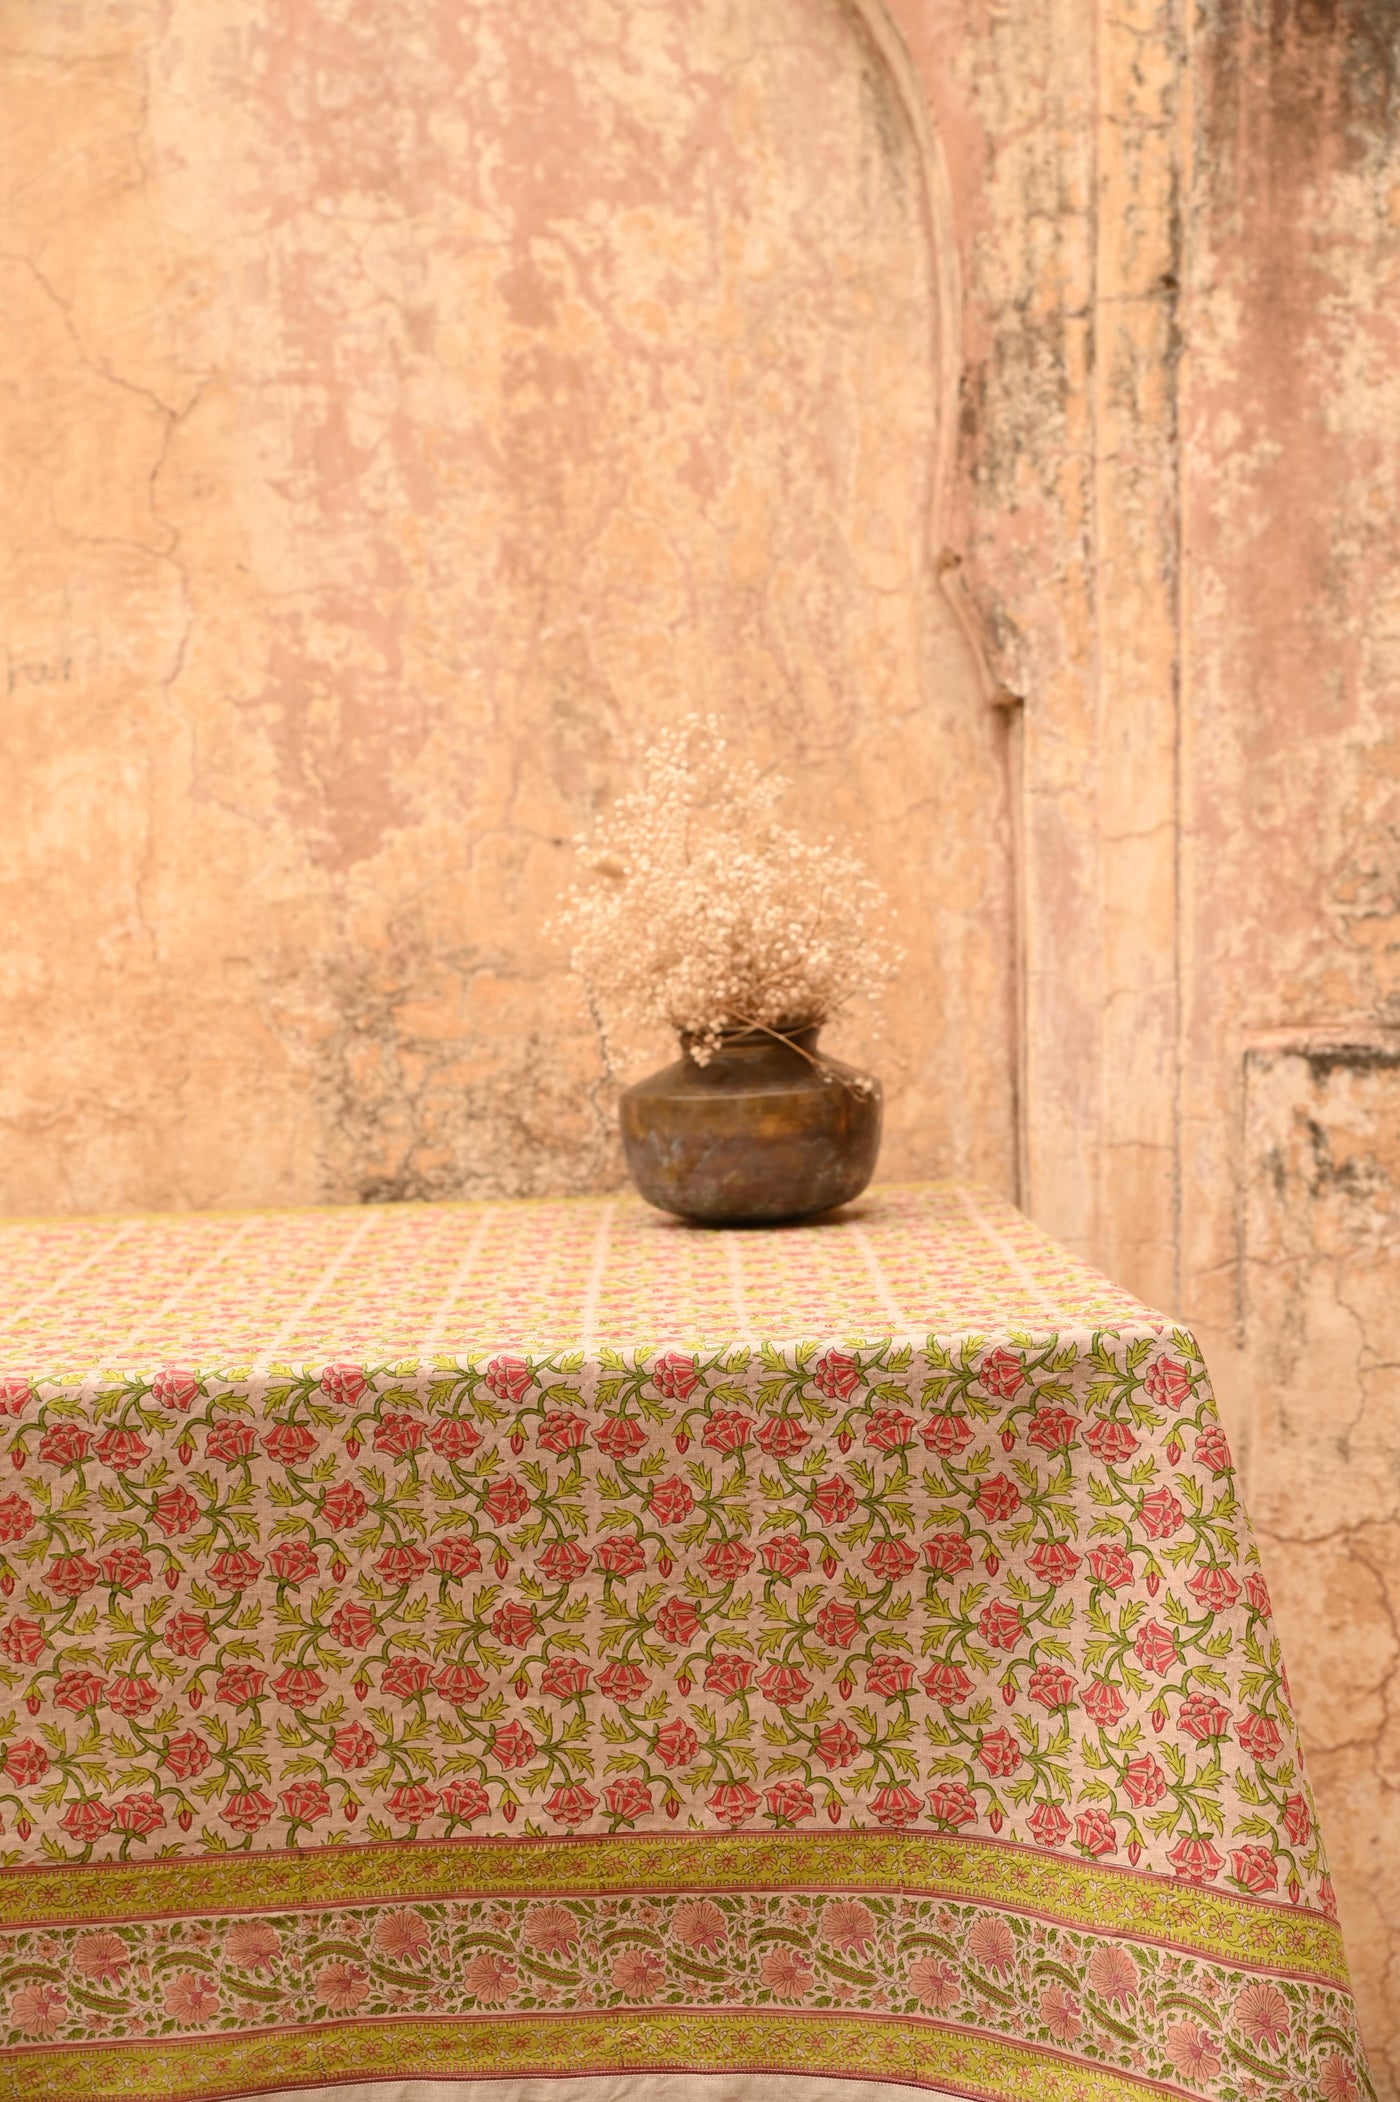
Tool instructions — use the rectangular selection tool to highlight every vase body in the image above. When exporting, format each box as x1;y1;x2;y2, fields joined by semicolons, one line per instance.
619;1028;882;1225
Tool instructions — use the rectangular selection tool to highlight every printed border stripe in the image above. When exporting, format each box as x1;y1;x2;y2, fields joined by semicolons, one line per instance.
0;2007;1209;2102
0;1832;1347;1984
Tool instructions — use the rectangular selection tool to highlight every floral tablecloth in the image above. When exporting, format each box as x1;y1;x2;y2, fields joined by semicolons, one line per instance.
0;1184;1374;2101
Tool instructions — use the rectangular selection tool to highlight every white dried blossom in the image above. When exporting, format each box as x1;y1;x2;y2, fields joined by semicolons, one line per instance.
553;717;898;1065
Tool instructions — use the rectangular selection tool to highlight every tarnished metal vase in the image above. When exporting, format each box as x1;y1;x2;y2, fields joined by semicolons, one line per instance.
619;1027;882;1225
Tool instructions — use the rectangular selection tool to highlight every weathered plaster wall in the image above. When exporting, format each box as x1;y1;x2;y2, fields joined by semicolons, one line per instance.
0;0;1015;1215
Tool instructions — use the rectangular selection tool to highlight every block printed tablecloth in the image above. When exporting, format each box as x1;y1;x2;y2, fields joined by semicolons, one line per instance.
0;1184;1375;2101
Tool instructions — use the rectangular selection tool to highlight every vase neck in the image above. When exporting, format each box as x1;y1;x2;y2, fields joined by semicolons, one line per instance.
681;1024;821;1063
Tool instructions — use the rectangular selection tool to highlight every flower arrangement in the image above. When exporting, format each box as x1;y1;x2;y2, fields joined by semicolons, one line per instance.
555;717;898;1067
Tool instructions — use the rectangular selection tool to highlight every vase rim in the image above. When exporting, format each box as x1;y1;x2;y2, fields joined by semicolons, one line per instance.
680;1021;822;1053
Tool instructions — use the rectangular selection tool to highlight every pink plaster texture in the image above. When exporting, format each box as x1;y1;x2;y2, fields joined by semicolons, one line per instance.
3;0;1400;2082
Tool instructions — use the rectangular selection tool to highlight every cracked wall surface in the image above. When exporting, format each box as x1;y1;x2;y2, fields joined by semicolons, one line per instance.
0;0;1015;1215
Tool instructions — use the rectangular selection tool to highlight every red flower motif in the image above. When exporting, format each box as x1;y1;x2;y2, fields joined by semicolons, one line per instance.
920;1660;973;1706
809;1475;857;1524
152;1369;200;1413
46;1552;100;1598
756;1415;810;1459
1237;1710;1284;1762
163;1730;213;1779
209;1549;262;1590
920;1414;973;1456
816;1719;862;1768
108;1674;160;1718
37;1426;92;1468
702;1412;751;1454
701;1539;754;1583
1193;1425;1232;1474
1132;1619;1178;1674
1029;1664;1076;1711
102;1546;154;1592
61;1798;115;1844
259;1422;315;1468
331;1721;377;1770
539;1657;590;1698
273;1666;325;1710
0;1378;32;1414
863;1409;915;1451
322;1482;368;1531
206;1419;257;1464
814;1599;861;1649
484;1357;531;1404
1084;1419;1139;1463
375;1544;431;1586
537;1411;589;1453
978;1725;1022;1777
980;1348;1025;1399
386;1783;439;1824
865;1656;916;1698
602;1775;653;1824
153;1485;201;1537
870;1784;922;1828
491;1719;537;1769
1167;1833;1223;1882
598;1661;650;1703
215;1665;267;1707
1075;1808;1117;1857
864;1539;917;1582
382;1658;435;1699
757;1663;812;1708
545;1783;597;1828
1137;1488;1185;1539
974;1474;1021;1523
1282;1792;1312;1846
653;1719;700;1767
373;1413;425;1459
54;1669;105;1712
432;1536;483;1579
95;1427;150;1472
814;1350;860;1401
1231;1845;1280;1894
281;1780;330;1824
708;1782;761;1826
1187;1564;1241;1614
654;1595;702;1645
222;1790;275;1834
330;1600;378;1649
1123;1754;1167;1807
1243;1572;1272;1615
704;1652;755;1697
923;1533;973;1577
1027;1539;1081;1587
1082;1680;1128;1728
4;1739;48;1785
1179;1693;1232;1743
440;1777;491;1823
1028;1408;1078;1451
428;1417;482;1459
595;1533;646;1576
1029;1800;1072;1849
1144;1357;1192;1411
536;1539;589;1584
115;1797;168;1839
434;1661;489;1705
759;1534;810;1578
764;1780;815;1825
650;1476;695;1525
978;1600;1023;1650
483;1476;530;1526
490;1602;537;1648
595;1417;647;1460
0;1492;33;1543
0;1617;45;1665
926;1783;978;1829
651;1351;699;1400
268;1541;318;1585
1086;1542;1136;1589
320;1364;367;1407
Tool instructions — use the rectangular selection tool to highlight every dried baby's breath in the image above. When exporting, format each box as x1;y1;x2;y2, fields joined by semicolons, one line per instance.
554;717;898;1066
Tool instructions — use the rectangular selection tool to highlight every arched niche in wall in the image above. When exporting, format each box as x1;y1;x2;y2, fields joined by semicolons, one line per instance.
0;0;1015;1210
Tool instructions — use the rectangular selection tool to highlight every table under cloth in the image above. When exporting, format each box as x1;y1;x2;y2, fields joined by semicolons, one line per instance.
0;1182;1374;2102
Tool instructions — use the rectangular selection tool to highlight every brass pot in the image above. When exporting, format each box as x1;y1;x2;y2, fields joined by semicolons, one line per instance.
618;1026;882;1225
